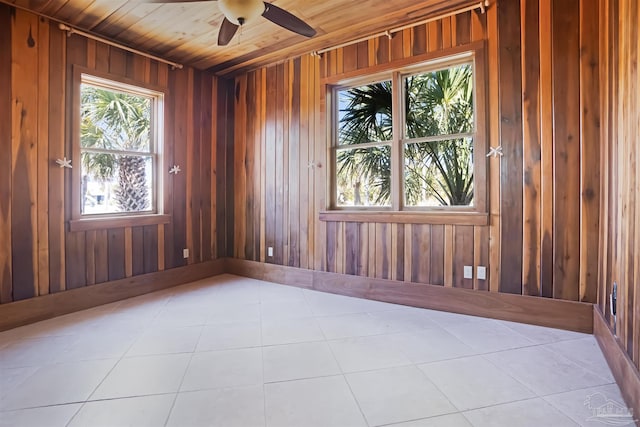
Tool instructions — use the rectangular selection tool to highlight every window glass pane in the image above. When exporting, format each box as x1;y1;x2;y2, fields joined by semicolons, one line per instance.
81;84;152;153
336;145;391;207
404;138;474;207
338;80;393;146
81;153;153;215
404;63;474;138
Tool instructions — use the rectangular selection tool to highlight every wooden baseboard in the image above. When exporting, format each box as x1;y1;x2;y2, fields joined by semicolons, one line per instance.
0;259;225;332
224;258;593;333
593;306;640;424
0;257;595;335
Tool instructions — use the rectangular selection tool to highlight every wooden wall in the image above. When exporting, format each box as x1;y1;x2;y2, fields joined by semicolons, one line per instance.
228;0;602;303
597;0;640;373
0;5;232;304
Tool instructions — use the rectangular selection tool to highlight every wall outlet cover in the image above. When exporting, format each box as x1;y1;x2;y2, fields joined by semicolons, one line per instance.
477;266;487;280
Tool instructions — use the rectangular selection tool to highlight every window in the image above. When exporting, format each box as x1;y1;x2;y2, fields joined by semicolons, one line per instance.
331;50;486;220
70;70;167;231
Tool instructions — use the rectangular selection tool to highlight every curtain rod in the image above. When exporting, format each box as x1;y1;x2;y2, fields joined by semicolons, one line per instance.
58;24;183;70
312;1;489;57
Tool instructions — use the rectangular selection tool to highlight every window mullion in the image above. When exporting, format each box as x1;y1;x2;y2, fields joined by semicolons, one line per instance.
391;71;403;210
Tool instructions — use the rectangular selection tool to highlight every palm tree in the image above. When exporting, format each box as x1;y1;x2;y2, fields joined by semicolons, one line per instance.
337;81;393;205
80;86;152;213
337;64;474;206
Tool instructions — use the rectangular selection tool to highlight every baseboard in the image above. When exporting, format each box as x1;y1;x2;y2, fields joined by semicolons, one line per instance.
0;259;225;332
593;306;640;424
0;257;595;335
224;258;593;333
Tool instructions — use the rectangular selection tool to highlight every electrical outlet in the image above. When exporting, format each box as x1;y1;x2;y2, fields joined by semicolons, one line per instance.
267;247;273;257
463;265;473;279
183;248;189;259
477;266;487;280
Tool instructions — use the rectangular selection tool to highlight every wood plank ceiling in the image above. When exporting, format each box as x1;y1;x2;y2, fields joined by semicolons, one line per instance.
3;0;480;75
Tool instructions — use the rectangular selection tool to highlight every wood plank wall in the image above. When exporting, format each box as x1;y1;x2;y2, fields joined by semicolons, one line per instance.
598;0;640;373
228;0;602;302
0;5;231;304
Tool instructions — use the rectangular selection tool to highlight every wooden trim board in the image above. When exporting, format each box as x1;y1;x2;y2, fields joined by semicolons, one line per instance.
225;258;593;333
0;259;224;332
0;256;594;334
593;306;640;424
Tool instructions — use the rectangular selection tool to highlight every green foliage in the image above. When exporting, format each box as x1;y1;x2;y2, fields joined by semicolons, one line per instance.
337;64;474;207
337;81;393;205
81;86;151;151
80;85;152;212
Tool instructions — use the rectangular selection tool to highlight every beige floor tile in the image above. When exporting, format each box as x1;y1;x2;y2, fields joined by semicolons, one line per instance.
346;365;456;426
181;347;263;391
126;326;202;357
441;320;536;353
462;398;579;427
367;308;442;332
387;413;473;427
418;355;536;411
545;337;616;383
484;346;612;396
0;404;81;427
543;383;635;426
167;386;265;427
261;317;324;346
207;302;261;324
0;359;116;410
0;366;38;399
329;335;412;373
260;300;313;321
196;322;262;351
263;341;340;383
68;394;175;427
389;328;477;364
265;375;366;427
498;321;589;345
317;313;402;339
90;353;190;400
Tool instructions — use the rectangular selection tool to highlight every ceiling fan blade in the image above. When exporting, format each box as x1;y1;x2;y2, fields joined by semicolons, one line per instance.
262;2;316;38
218;17;239;45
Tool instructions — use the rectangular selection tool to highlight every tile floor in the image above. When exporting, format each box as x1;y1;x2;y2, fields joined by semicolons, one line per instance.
0;274;635;427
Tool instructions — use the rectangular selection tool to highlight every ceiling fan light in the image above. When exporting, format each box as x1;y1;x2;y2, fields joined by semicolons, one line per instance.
219;0;266;26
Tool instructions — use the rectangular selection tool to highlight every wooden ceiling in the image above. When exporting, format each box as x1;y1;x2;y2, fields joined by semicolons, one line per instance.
5;0;480;75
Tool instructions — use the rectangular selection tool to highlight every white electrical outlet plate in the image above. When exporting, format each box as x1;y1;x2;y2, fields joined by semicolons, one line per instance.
267;247;273;257
477;266;487;280
183;248;189;259
463;265;473;279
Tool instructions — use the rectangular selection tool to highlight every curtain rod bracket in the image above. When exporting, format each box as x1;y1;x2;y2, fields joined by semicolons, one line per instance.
59;23;73;37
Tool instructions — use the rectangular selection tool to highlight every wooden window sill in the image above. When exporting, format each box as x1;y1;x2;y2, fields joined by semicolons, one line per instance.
319;211;489;226
69;214;171;232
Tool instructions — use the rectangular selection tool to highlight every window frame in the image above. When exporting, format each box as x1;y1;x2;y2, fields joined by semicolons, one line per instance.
324;44;488;225
69;66;169;232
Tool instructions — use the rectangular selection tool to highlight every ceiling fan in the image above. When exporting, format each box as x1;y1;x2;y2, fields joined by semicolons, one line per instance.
143;0;316;46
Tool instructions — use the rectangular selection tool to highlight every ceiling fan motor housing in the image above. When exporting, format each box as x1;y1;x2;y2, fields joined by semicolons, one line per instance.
218;0;266;26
